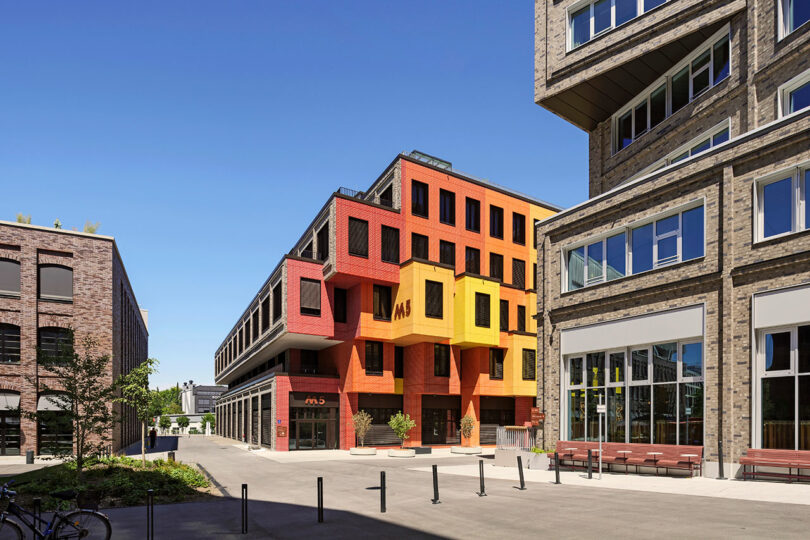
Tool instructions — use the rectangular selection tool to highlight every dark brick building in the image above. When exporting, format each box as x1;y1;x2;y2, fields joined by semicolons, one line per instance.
0;221;148;456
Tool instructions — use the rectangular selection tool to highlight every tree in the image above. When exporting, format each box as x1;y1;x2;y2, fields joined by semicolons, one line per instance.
201;412;215;433
460;414;476;446
15;213;31;224
388;412;416;448
83;221;101;234
115;357;159;466
53;219;62;229
177;415;190;434
165;402;183;415
159;415;171;433
25;331;117;479
352;410;372;447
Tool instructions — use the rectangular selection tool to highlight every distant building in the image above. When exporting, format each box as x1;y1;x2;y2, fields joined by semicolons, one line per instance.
180;381;226;414
160;413;207;435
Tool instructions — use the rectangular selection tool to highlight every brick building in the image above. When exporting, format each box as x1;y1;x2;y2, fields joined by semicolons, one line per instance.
214;151;559;450
533;0;810;476
0;221;148;456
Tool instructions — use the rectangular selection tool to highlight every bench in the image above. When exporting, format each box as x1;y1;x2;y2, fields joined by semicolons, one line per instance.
740;449;810;482
553;441;703;476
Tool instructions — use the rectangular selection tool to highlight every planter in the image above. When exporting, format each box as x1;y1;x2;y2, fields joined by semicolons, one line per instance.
388;449;416;458
525;452;550;470
349;447;377;456
450;446;482;455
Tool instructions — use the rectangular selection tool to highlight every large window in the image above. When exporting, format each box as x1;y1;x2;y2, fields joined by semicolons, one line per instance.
440;189;455;225
365;341;383;375
565;204;704;292
757;325;810;449
381;226;400;264
38;327;73;363
564;340;703;444
475;293;490;328
348;217;369;257
489;253;503;281
0;324;20;364
300;278;321;317
780;69;810;117
0;260;20;296
412;233;429;260
522;349;536;381
614;29;730;152
490;205;504;239
568;0;668;50
756;165;809;241
465;247;480;275
38;265;73;301
513;213;526;245
373;285;392;321
412;180;429;218
425;280;443;319
780;0;810;38
466;198;481;233
489;348;504;380
434;344;450;377
440;240;455;268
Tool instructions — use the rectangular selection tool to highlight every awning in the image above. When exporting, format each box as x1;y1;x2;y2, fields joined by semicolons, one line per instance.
37;395;71;411
0;392;20;410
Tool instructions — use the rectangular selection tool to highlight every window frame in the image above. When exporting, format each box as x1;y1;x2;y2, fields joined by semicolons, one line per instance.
411;232;429;261
381;225;400;264
566;0;670;52
425;280;444;319
38;264;73;302
490;205;504;239
0;259;21;297
411;180;429;218
434;343;451;377
373;284;393;322
778;0;810;40
465;197;481;233
365;340;384;376
347;217;369;258
439;189;456;226
778;68;810;117
512;212;526;245
439;240;456;268
0;323;21;364
754;163;809;243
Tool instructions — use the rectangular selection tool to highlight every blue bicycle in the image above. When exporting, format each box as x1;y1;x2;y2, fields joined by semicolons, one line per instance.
0;480;111;539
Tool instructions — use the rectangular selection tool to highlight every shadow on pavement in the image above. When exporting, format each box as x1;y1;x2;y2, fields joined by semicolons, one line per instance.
122;436;179;456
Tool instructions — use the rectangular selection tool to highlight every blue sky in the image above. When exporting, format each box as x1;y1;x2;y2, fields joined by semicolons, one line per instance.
0;1;587;389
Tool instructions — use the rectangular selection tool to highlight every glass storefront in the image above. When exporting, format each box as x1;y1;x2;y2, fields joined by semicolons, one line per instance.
288;392;339;450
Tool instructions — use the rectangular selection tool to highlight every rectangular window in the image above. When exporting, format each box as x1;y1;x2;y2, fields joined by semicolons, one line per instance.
569;0;668;50
512;258;526;289
273;283;282;322
490;205;504;239
434;344;450;377
373;285;392;321
466;198;481;232
379;184;394;208
252;310;259;340
412;180;429;218
522;349;536;381
440;189;455;225
512;212;526;245
500;300;509;332
781;0;810;37
0;324;21;364
756;166;810;241
425;280;443;319
261;296;270;331
38;265;73;301
489;253;504;281
394;346;404;378
649;85;666;128
475;292;490;328
570;5;590;49
381;226;400;264
334;287;347;324
517;305;526;332
465;247;480;275
489;349;504;380
348;217;369;257
300;278;321;316
412;233;429;260
365;341;383;375
788;78;810;115
440;240;455;268
533;263;537;291
533;219;540;248
317;223;329;261
690;50;711;98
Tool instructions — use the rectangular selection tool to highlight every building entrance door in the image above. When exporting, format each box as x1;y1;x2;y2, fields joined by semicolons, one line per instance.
0;411;21;456
289;408;337;450
421;395;461;445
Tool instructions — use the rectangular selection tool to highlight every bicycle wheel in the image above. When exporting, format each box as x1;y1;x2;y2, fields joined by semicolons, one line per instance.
0;517;23;540
54;510;111;540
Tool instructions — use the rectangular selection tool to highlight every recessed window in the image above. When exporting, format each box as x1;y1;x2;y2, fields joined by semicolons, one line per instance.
334;287;347;324
434;344;450;377
348;217;369;257
568;0;669;50
381;226;400;264
412;233;429;260
0;259;20;296
781;70;810;117
756;166;809;241
512;258;526;289
440;189;455;225
489;253;503;281
0;324;20;364
780;0;810;38
425;280;443;319
517;305;526;332
38;265;73;301
394;346;404;378
465;247;480;275
300;278;321;317
522;349;536;381
38;327;73;363
440;240;455;268
273;283;282;323
500;300;509;332
317;223;329;261
512;213;526;245
261;296;270;331
489;348;504;380
365;341;383;375
412;180;429;218
466;198;480;233
252;310;259;340
475;292;490;328
373;285;392;321
490;205;504;239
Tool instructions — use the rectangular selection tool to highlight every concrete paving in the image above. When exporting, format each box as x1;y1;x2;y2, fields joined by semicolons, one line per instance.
101;436;810;539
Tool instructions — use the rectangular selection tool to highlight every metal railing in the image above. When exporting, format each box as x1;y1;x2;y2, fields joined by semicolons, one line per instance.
496;426;537;451
337;187;365;199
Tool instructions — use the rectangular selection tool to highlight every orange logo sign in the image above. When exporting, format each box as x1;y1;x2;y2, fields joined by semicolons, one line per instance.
394;300;411;320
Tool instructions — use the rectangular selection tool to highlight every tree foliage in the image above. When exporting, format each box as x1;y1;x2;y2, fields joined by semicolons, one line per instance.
460;414;476;443
352;410;373;447
16;213;31;224
83;221;101;234
148;386;182;418
159;415;171;431
387;412;416;447
116;357;159;465
201;412;216;431
177;416;190;430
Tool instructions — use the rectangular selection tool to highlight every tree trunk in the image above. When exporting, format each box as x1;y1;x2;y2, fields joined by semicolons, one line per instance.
141;421;146;467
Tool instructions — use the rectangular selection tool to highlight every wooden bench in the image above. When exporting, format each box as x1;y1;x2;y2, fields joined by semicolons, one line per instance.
740;449;810;482
553;441;703;476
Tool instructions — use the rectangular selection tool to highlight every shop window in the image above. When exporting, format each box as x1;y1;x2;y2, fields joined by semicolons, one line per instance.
38;265;72;301
0;259;20;296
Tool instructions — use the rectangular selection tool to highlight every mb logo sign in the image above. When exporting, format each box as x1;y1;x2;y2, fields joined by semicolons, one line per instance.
304;395;327;406
394;299;411;320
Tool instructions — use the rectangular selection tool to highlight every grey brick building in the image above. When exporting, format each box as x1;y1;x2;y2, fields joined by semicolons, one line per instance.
534;0;810;476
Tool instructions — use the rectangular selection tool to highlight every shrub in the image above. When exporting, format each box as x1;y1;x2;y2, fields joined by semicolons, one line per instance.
387;412;416;448
352;410;373;447
460;414;475;444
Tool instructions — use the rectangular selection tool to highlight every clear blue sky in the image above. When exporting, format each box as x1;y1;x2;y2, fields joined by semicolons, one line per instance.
0;1;587;389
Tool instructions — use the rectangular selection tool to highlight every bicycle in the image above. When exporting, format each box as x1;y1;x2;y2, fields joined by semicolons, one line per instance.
0;480;111;539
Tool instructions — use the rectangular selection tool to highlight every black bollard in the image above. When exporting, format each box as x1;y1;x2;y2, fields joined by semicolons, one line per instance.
431;464;440;504
554;452;561;484
241;483;248;534
517;456;526;490
380;471;386;513
33;498;41;528
717;440;726;480
587;449;593;479
146;489;154;540
477;460;487;497
317;477;324;523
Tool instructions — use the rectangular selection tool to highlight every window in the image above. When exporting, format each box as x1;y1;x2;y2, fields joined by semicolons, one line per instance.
440;189;455;225
412;180;429;218
394;346;404;378
425;280;443;319
381;226;400;264
534;219;540;248
365;341;383;375
613;30;730;152
533;263;537;291
489;253;504;281
317;223;329;261
566;205;703;291
513;213;526;245
500;300;509;332
465;247;480;275
379;184;394;208
0;324;20;364
348;217;369;257
412;233;429;260
0;260;20;296
466;198;480;232
301;350;319;374
252;310;259;340
334;288;347;324
564;340;703;444
38;265;72;301
489;349;504;380
512;259;526;289
440;241;455;268
756;166;809;241
780;70;810;117
568;0;669;50
475;292;490;328
373;285;392;321
434;344;450;377
517;305;526;332
300;278;321;316
522;349;536;381
757;325;810;449
780;0;810;38
261;296;270;331
38;327;73;362
273;283;282;322
490;206;504;239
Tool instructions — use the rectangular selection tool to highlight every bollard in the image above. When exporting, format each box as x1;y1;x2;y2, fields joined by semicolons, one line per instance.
477;460;487;497
717;440;726;480
241;483;248;534
380;471;386;513
587;449;593;480
516;456;526;491
554;452;561;484
167;451;175;463
146;489;154;540
317;477;324;523
25;450;34;465
33;498;41;528
431;464;440;504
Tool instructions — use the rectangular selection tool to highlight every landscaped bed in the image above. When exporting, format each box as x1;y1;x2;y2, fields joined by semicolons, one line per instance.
6;456;216;510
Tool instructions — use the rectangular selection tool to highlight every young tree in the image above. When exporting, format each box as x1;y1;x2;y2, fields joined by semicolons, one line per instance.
352;410;372;447
177;415;190;434
83;221;101;234
25;331;117;479
15;213;31;224
201;412;216;433
388;412;416;448
115;357;159;466
159;415;171;433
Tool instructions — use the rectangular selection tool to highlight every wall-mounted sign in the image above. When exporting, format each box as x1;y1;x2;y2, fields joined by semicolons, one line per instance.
530;407;545;426
394;300;411;320
290;392;339;408
276;426;287;437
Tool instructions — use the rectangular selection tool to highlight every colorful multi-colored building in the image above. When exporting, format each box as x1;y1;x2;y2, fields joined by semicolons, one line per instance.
213;151;558;450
